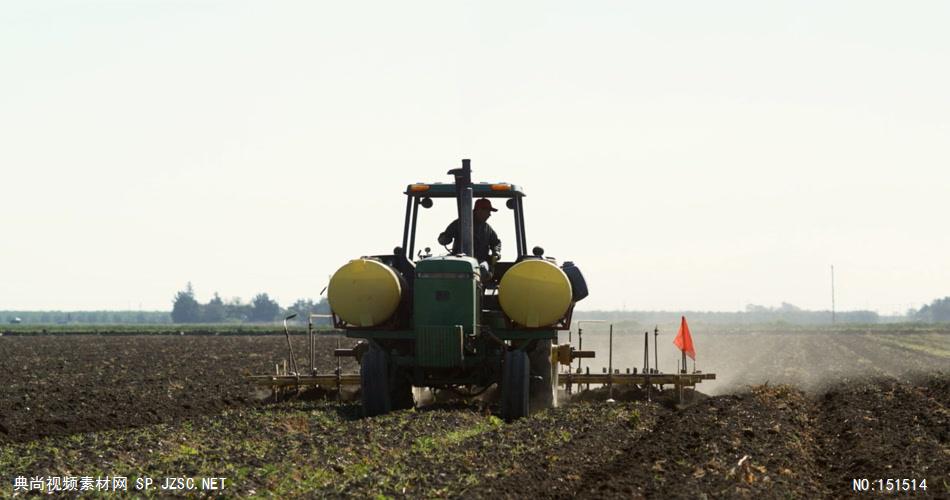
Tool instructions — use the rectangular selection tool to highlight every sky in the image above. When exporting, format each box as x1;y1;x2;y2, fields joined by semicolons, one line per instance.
2;1;948;314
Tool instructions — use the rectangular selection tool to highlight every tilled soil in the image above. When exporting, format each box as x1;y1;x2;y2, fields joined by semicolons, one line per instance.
815;376;950;492
0;334;357;444
1;331;948;497
571;376;949;498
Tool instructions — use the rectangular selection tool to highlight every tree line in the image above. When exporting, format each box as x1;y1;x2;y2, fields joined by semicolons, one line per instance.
907;297;950;323
575;303;880;326
7;291;950;325
170;282;330;324
575;297;950;325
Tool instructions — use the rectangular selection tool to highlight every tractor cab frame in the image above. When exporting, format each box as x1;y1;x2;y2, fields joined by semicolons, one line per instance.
400;180;529;263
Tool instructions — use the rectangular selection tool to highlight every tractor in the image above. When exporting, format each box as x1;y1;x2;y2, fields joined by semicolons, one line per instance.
327;159;588;419
250;160;715;416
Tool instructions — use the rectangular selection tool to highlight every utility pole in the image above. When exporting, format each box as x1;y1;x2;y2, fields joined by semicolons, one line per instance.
831;264;836;324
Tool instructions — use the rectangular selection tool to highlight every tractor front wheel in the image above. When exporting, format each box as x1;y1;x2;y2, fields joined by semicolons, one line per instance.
501;349;529;421
360;344;393;417
360;343;413;417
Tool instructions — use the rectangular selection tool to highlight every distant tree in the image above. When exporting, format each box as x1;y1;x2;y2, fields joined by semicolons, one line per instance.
249;293;281;322
202;292;227;323
913;296;950;322
171;282;201;323
287;297;332;326
288;298;315;320
840;310;880;323
314;297;331;324
932;298;950;322
224;297;250;322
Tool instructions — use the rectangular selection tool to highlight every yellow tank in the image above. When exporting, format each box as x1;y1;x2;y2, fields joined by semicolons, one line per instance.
328;259;402;327
498;259;573;327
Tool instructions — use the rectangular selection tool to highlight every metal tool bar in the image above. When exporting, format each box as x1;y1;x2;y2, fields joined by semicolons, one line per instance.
608;324;613;399
308;314;333;375
557;373;715;385
282;314;299;375
250;372;714;389
644;331;651;374
308;315;314;374
573;320;606;373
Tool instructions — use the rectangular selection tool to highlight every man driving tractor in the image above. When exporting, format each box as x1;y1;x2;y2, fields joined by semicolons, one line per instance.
437;198;501;263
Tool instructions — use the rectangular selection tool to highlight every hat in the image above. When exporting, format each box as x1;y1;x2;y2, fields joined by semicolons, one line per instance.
474;198;498;212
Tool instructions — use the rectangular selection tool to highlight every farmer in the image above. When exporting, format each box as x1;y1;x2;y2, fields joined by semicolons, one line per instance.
438;198;501;263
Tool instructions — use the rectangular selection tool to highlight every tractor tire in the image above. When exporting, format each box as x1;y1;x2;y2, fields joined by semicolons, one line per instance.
501;349;530;421
528;339;557;410
360;344;392;417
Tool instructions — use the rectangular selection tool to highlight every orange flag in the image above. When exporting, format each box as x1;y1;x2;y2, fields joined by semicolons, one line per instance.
673;316;696;360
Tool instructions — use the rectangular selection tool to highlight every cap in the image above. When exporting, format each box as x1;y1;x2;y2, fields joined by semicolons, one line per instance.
474;198;498;212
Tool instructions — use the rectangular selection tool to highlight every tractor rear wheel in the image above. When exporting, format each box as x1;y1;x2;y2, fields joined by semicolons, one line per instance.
360;344;392;417
529;339;557;410
501;349;529;421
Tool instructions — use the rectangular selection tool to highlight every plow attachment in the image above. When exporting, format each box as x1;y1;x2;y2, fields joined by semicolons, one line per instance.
250;370;715;403
250;320;715;405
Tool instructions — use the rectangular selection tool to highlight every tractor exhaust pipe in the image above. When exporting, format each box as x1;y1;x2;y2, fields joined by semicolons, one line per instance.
459;187;474;257
448;159;474;258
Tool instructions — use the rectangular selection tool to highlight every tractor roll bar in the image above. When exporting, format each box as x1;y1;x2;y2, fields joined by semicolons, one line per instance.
515;196;527;257
408;197;420;258
401;195;412;252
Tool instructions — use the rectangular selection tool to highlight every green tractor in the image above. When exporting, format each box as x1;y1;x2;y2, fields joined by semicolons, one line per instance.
327;160;588;420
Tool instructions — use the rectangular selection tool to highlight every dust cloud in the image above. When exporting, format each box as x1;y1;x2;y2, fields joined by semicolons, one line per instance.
557;325;950;395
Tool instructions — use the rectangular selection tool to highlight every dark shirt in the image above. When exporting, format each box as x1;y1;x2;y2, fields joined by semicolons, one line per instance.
440;219;501;263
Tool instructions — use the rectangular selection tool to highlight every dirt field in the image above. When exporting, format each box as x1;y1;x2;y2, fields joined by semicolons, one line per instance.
1;328;947;497
0;334;358;444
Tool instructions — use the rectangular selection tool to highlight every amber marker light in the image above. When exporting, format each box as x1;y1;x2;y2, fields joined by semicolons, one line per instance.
490;184;512;191
409;184;430;192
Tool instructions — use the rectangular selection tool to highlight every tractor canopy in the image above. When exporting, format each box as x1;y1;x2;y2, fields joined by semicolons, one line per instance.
405;182;525;198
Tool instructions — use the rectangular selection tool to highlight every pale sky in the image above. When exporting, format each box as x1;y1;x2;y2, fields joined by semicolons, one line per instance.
2;1;948;314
